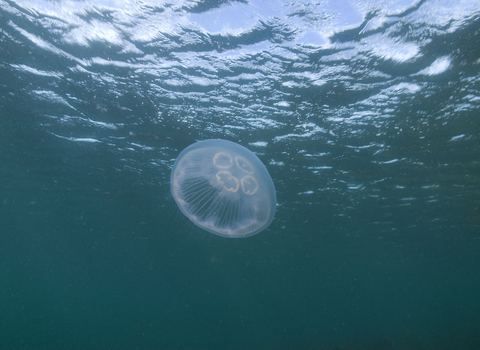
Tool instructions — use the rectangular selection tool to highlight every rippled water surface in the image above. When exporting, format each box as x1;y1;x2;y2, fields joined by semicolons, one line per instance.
1;0;480;349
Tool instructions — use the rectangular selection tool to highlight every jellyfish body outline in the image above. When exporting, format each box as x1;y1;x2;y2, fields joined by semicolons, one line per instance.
170;139;276;238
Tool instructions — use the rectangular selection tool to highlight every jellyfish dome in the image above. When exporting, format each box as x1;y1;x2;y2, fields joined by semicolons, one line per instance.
170;139;276;238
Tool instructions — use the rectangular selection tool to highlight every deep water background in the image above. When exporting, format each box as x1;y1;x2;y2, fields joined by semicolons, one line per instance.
1;0;480;349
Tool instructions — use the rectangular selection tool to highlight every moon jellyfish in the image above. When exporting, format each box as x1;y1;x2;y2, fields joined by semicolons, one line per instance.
170;139;276;238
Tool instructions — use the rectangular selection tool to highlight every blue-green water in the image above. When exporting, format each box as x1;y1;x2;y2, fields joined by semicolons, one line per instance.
1;0;479;349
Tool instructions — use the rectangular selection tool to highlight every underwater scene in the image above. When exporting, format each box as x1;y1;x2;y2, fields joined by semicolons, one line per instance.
0;0;479;349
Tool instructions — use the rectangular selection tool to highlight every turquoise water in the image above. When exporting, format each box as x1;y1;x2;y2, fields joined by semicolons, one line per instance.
1;0;479;349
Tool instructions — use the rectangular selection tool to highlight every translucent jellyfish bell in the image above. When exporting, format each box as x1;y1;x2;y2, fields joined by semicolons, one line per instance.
170;139;276;238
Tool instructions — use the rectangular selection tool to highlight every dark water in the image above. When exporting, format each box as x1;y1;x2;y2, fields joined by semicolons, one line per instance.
1;0;480;349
